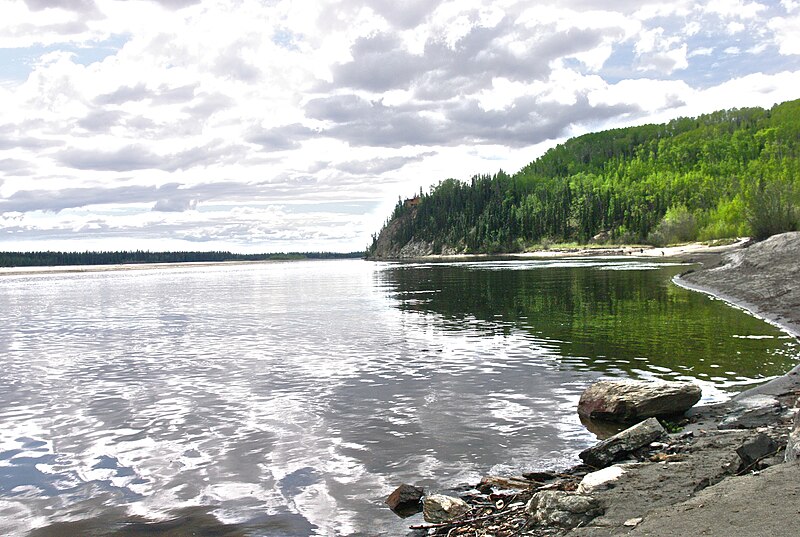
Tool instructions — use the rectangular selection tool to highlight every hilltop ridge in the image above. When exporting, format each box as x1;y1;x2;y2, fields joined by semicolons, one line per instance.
369;99;800;258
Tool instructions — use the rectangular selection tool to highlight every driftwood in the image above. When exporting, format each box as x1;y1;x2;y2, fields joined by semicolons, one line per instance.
479;475;538;490
409;511;509;530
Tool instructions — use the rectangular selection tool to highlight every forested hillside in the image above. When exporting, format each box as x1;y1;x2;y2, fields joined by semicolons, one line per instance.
369;99;800;257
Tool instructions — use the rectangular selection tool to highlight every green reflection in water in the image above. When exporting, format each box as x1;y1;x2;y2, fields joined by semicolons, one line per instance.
379;259;799;391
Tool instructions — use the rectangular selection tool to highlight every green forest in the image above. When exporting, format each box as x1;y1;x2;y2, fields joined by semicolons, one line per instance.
0;250;363;268
370;98;800;256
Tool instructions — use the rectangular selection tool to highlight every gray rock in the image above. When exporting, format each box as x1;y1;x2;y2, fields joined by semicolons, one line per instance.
526;491;603;528
785;407;800;462
422;494;469;523
736;433;779;471
398;239;434;258
718;395;783;429
579;417;667;468
385;483;424;514
578;379;702;423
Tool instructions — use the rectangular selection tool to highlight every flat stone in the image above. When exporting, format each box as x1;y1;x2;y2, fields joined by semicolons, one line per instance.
422;494;469;524
579;417;667;468
578;379;702;423
526;491;603;529
624;517;643;527
718;395;783;430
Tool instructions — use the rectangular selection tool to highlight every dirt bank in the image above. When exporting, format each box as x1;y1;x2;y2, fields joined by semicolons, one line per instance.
675;231;800;339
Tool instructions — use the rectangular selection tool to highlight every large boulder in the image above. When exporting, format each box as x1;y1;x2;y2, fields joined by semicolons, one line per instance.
579;417;667;468
422;494;469;523
578;379;702;423
526;491;603;528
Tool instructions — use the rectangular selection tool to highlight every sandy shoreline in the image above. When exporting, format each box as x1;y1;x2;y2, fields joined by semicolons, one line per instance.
378;238;750;262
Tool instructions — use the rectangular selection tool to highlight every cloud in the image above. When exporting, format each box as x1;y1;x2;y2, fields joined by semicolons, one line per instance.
245;124;317;152
77;109;125;132
327;20;617;100
307;91;639;148
1;183;178;213
769;14;800;54
0;158;35;175
93;83;196;106
0;0;799;252
150;0;202;9
94;83;150;105
24;0;98;14
335;153;437;175
54;141;239;172
152;197;198;212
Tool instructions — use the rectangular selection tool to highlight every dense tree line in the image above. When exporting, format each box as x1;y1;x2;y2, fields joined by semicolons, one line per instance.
0;250;363;267
371;99;800;254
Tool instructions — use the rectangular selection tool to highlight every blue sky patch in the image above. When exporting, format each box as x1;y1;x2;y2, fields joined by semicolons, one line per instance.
0;34;128;82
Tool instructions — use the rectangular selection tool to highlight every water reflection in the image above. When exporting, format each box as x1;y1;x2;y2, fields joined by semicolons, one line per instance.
378;258;799;390
0;259;796;537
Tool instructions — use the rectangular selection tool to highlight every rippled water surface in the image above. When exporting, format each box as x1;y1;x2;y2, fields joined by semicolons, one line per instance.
0;259;797;536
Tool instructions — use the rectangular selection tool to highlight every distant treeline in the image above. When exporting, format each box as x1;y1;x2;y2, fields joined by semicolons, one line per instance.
371;98;800;255
0;250;364;268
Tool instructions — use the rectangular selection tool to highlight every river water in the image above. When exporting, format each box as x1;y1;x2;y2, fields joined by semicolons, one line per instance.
0;258;797;536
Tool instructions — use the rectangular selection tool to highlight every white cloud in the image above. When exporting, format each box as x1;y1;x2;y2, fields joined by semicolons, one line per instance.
769;14;800;54
0;0;798;253
782;0;800;13
688;46;714;57
703;0;767;19
727;21;746;33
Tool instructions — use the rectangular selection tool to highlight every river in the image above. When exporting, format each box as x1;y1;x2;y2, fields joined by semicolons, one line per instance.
0;258;797;536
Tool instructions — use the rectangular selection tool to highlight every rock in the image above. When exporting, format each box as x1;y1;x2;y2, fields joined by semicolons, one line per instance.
577;465;627;493
398;239;434;258
578;379;702;423
591;230;610;244
526;491;603;528
718;395;784;429
579;417;667;468
521;470;559;482
785;407;800;463
736;433;779;471
385;483;424;515
624;517;643;527
422;494;469;524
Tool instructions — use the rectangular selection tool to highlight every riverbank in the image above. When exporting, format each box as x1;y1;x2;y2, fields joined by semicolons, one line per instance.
412;232;800;536
378;238;748;262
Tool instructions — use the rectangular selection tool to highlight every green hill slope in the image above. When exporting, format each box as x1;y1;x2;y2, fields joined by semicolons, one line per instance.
369;99;800;258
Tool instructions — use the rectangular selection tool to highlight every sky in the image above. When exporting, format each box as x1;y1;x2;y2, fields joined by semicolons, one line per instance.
0;0;799;253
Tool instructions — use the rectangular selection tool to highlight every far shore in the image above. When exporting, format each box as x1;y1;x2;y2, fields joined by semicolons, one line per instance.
0;258;309;277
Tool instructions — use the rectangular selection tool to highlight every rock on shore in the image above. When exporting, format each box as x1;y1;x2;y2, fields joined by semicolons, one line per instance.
578;379;702;423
